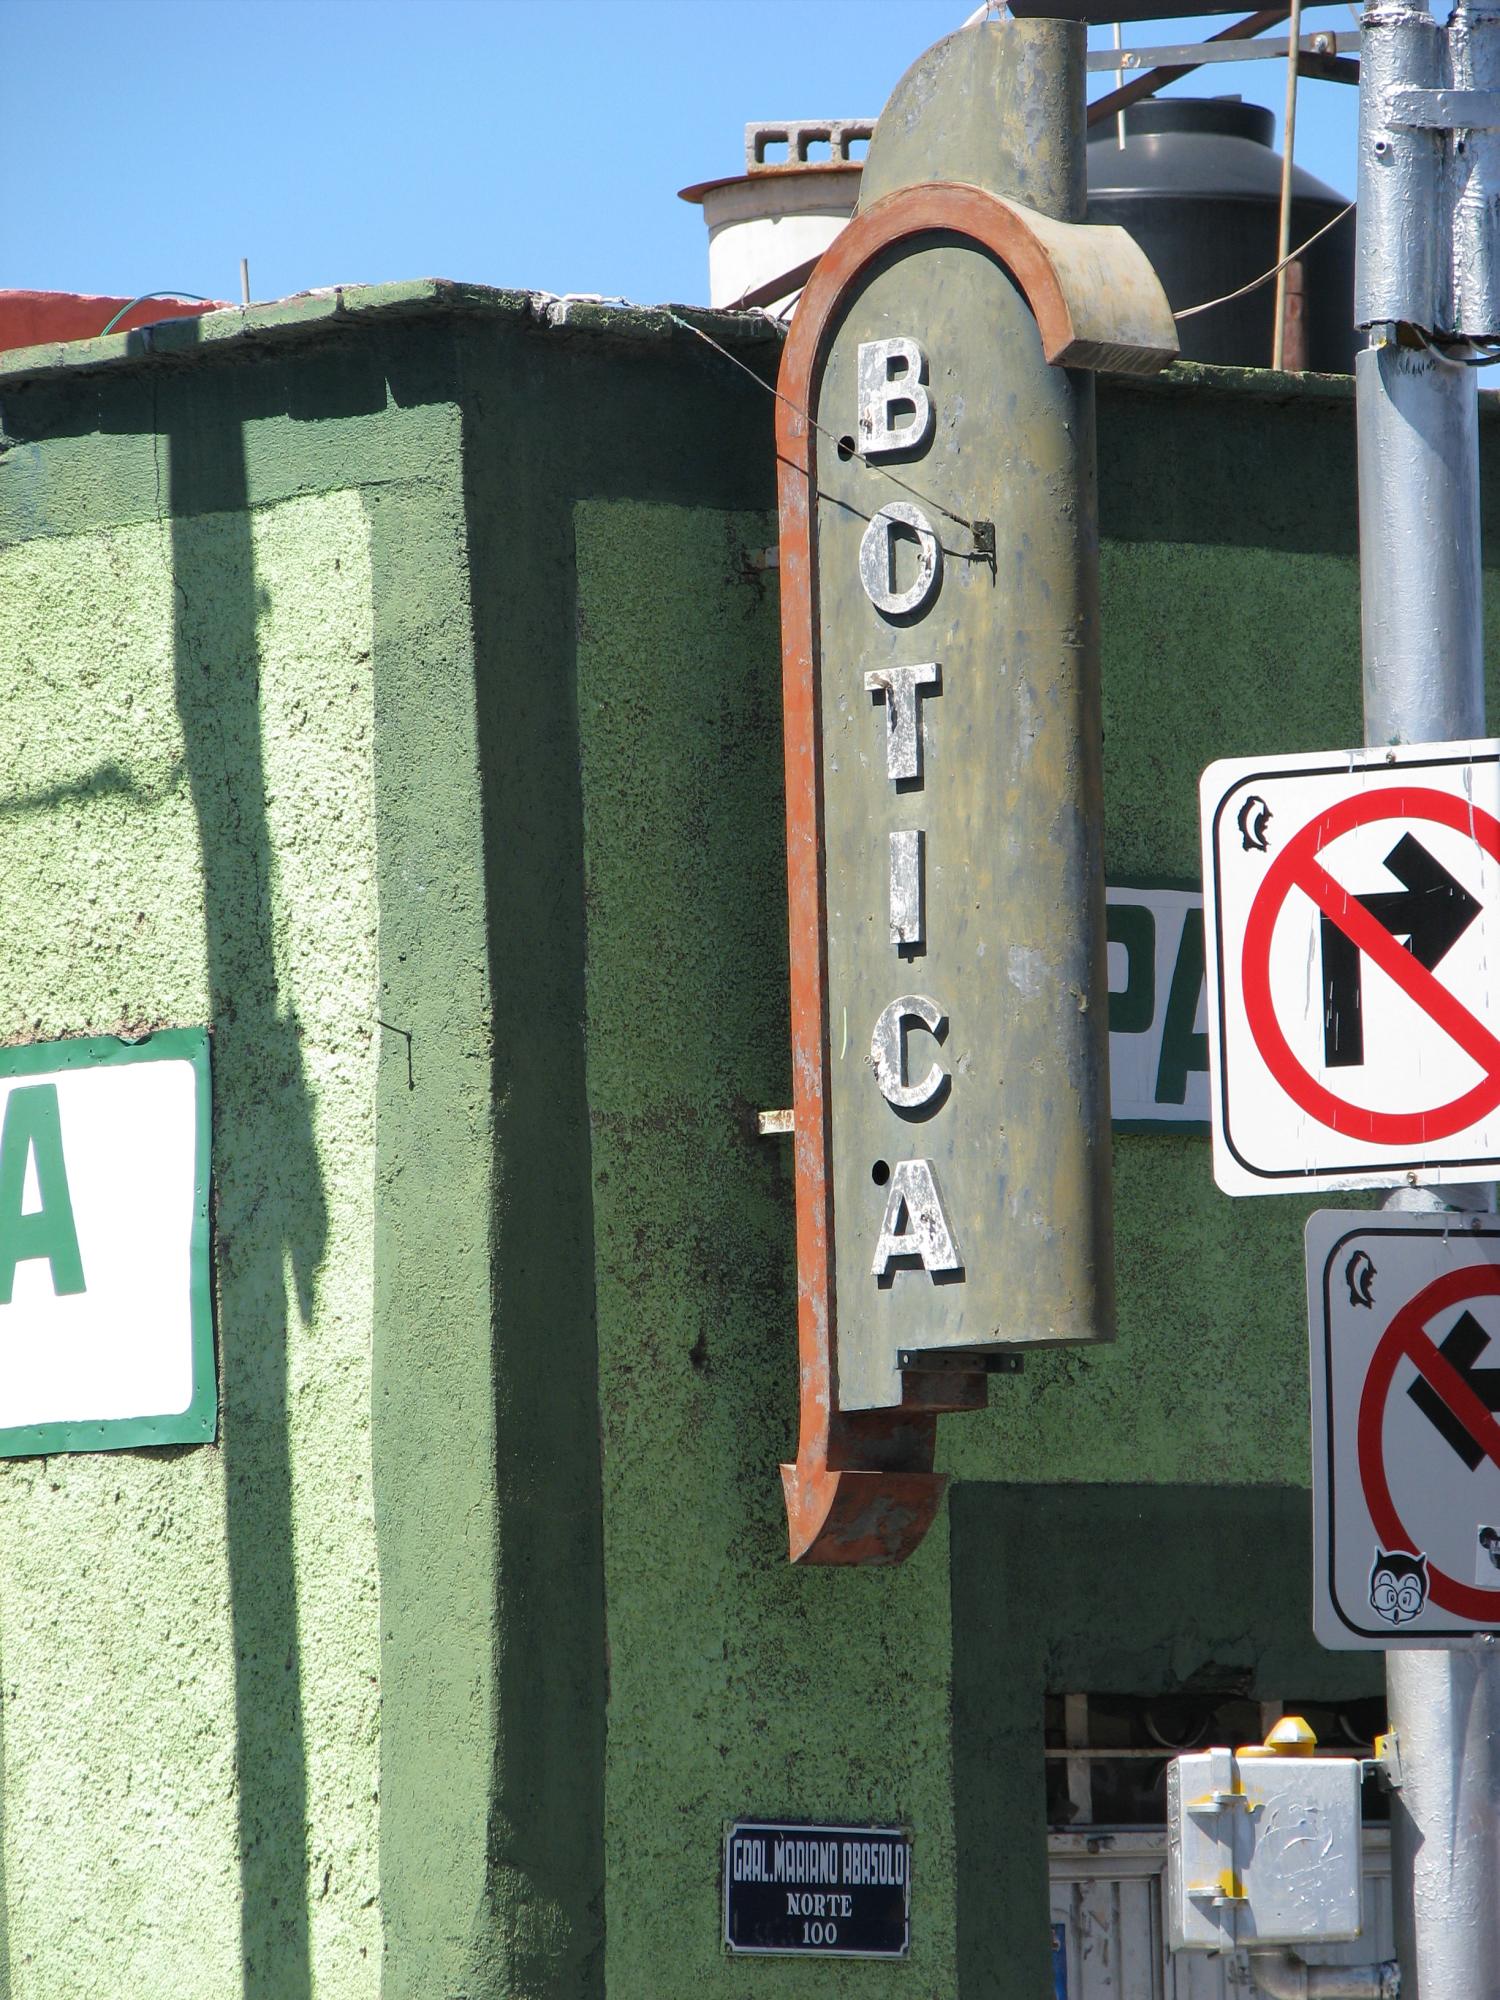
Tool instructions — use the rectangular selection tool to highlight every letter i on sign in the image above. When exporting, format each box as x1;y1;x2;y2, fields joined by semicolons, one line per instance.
857;338;963;1283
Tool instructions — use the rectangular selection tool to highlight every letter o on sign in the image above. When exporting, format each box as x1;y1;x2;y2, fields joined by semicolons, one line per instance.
858;502;942;619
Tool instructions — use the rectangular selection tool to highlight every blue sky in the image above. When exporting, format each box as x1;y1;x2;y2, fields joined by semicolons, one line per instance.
6;0;1359;310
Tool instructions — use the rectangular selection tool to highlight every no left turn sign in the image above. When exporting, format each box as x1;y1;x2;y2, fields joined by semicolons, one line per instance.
1200;740;1500;1194
1307;1209;1500;1648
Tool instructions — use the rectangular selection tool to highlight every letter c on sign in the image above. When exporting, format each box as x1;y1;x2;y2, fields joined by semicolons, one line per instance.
871;994;948;1110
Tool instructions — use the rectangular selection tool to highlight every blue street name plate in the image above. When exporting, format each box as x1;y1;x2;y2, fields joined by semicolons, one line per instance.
723;1820;910;1958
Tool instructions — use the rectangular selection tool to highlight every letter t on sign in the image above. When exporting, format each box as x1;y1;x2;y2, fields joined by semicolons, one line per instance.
865;662;940;784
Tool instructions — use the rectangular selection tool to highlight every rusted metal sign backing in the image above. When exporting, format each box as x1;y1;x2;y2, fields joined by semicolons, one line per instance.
777;21;1177;1565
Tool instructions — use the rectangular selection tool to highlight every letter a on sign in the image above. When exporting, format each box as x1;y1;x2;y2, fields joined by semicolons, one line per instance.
1201;739;1500;1193
0;1085;86;1304
0;1030;216;1456
871;1160;963;1278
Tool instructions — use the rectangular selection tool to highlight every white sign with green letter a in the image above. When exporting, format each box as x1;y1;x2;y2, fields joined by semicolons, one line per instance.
0;1029;214;1455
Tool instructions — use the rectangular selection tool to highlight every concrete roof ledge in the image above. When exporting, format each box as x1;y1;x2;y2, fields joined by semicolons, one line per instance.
9;276;1458;414
0;280;785;385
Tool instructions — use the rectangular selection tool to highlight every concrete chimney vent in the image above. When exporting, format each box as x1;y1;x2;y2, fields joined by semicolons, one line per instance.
679;120;872;315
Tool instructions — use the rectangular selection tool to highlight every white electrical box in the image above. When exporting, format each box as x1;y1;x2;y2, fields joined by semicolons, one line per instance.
1167;1746;1364;1951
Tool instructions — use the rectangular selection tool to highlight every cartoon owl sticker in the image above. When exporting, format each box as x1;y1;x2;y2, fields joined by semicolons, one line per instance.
1369;1548;1430;1626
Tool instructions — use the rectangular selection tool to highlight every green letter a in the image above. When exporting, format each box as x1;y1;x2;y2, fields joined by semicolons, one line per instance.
0;1085;86;1304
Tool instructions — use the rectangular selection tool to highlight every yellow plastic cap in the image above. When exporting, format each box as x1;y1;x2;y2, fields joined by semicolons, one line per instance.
1238;1714;1319;1759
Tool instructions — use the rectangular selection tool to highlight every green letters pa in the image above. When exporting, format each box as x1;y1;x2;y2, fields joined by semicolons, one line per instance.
0;1085;86;1304
1156;909;1209;1107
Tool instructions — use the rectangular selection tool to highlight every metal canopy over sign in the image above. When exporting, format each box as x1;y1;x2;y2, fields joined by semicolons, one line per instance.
0;1030;215;1457
723;1822;910;1959
775;19;1176;1565
1200;739;1500;1195
1307;1209;1500;1648
1010;0;1272;19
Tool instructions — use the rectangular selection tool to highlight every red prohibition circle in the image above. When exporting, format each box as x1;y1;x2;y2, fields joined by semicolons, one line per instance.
1240;786;1500;1146
1357;1263;1500;1624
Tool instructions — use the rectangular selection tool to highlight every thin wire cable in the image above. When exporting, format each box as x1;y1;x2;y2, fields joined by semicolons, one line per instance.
1410;328;1500;369
665;308;984;534
99;291;215;336
1173;200;1355;321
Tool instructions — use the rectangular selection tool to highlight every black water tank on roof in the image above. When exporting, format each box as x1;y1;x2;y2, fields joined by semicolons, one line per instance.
1086;97;1356;372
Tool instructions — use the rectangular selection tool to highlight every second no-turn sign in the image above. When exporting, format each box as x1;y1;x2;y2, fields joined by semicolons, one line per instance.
1307;1209;1500;1647
1201;740;1500;1195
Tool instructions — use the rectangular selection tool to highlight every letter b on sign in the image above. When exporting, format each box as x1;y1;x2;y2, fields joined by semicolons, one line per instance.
857;338;934;458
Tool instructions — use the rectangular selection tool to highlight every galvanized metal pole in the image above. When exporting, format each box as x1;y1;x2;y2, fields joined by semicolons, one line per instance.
1383;1644;1500;1994
1357;2;1481;735
1358;5;1500;1993
1357;334;1482;741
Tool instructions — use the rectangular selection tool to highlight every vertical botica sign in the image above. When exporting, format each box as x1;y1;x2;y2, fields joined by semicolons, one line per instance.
777;22;1176;1563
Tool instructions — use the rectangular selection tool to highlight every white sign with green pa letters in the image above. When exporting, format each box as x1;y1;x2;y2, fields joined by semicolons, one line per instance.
1106;882;1209;1128
0;1029;214;1456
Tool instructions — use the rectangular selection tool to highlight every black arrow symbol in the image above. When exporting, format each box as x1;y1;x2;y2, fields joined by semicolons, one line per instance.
1322;834;1482;1068
1408;1310;1500;1471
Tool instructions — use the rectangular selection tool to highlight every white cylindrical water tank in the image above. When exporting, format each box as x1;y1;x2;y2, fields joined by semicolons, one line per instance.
679;120;871;313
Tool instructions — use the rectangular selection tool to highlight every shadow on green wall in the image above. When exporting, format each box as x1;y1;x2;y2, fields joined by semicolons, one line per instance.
166;360;326;2000
444;318;781;1995
456;327;616;1998
950;1482;1385;1999
0;760;187;821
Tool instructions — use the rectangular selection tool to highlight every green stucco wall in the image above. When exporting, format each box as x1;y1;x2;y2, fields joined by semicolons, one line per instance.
575;500;957;1997
560;359;1500;1999
0;489;380;1996
1;294;1493;2000
0;305;516;1999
